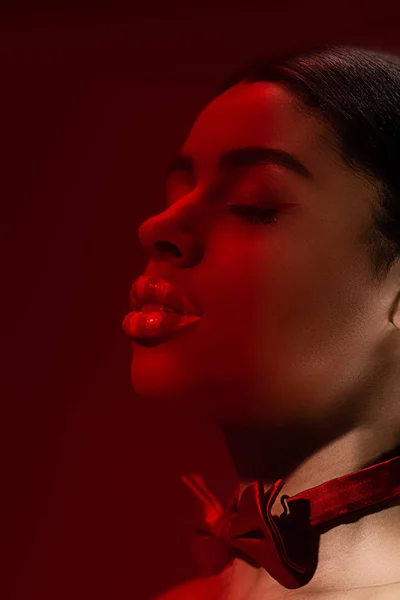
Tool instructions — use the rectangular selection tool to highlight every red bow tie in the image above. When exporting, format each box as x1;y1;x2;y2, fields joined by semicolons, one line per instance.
182;454;400;589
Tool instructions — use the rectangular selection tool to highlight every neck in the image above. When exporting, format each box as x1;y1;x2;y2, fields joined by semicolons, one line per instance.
220;385;400;495
234;427;400;500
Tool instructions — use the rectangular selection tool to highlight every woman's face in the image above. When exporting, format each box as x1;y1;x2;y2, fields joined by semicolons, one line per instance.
127;81;394;427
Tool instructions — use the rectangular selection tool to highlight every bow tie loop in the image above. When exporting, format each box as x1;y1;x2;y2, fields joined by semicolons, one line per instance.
184;474;318;589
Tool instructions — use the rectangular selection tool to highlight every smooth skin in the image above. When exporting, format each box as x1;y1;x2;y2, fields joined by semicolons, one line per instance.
130;82;400;598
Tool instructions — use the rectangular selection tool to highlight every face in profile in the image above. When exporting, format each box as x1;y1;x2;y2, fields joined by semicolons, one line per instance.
125;81;393;430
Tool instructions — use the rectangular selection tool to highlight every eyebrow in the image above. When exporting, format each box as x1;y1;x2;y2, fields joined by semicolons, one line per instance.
167;146;313;180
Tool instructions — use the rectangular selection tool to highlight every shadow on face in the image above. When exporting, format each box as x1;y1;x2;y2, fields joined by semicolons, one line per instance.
129;81;391;446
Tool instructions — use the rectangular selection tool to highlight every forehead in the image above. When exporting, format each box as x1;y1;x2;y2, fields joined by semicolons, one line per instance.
181;81;337;178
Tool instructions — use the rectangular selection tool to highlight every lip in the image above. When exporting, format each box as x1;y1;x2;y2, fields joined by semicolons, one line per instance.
122;275;202;346
128;275;202;316
122;310;201;346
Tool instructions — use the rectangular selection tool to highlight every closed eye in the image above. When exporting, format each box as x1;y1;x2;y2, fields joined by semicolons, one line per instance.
226;204;280;225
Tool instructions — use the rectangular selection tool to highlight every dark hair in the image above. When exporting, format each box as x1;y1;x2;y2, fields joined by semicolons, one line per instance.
217;45;400;282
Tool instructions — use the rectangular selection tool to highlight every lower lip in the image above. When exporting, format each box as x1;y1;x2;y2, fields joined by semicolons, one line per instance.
122;310;202;347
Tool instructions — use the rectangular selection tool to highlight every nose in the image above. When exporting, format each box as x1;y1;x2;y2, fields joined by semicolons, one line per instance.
137;202;204;268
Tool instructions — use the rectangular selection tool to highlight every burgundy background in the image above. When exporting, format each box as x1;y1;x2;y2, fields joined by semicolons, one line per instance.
2;3;400;599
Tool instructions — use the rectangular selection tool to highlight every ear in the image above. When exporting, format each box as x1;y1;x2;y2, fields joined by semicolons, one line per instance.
390;289;400;329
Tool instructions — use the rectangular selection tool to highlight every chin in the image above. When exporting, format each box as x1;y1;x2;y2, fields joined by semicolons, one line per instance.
129;350;223;420
130;358;243;429
129;345;198;404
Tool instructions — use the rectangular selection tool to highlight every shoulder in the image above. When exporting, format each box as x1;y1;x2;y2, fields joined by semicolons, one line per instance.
153;574;224;600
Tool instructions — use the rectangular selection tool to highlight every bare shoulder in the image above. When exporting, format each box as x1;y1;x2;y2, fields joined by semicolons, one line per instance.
153;574;224;600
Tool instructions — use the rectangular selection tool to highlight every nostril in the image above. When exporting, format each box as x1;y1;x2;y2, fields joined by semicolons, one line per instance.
154;240;182;258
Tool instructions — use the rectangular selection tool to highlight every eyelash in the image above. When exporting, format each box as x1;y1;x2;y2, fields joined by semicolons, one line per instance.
226;204;279;225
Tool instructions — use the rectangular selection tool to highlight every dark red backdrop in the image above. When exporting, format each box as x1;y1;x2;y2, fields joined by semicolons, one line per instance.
2;3;400;598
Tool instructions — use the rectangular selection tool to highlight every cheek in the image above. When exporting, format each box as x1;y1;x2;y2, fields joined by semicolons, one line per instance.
254;246;377;423
202;234;267;360
204;229;269;309
196;234;282;382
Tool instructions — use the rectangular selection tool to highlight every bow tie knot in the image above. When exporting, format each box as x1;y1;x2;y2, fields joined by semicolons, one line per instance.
183;474;318;589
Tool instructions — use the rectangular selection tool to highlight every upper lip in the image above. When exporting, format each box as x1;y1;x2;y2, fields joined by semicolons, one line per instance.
129;275;202;316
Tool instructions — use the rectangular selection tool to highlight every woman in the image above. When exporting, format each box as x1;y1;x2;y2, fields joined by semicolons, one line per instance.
122;45;400;599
